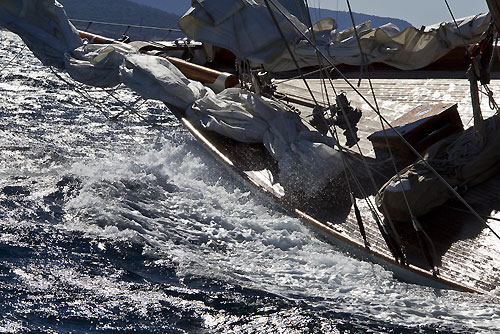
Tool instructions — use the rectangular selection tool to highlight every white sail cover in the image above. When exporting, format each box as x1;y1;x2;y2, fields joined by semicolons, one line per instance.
0;0;344;193
0;0;82;68
179;0;309;72
276;0;308;23
68;45;344;191
187;88;342;193
179;0;490;71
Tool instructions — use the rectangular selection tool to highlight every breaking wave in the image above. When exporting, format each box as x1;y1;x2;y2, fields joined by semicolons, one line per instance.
0;31;499;333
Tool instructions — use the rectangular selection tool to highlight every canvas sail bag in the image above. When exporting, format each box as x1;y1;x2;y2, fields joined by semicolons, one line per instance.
376;115;500;222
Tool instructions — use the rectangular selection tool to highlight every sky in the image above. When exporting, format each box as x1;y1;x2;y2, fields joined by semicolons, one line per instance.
308;0;489;26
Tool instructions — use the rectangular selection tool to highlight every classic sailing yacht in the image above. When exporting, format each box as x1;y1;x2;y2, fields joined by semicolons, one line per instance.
0;0;499;296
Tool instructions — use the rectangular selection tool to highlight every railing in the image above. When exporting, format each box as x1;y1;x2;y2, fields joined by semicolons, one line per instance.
69;18;183;41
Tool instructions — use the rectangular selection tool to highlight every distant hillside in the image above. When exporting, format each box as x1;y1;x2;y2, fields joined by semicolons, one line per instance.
58;0;185;41
309;8;412;31
128;0;191;16
128;1;412;31
57;0;412;42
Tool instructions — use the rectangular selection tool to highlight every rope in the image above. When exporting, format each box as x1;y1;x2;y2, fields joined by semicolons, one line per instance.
262;0;320;107
49;67;187;150
484;84;500;114
345;0;366;86
265;0;500;242
428;116;500;180
0;45;25;74
443;0;472;58
69;19;182;33
274;66;334;85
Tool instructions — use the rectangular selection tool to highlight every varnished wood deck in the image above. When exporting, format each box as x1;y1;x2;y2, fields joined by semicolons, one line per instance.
276;78;500;294
277;78;499;156
172;77;500;296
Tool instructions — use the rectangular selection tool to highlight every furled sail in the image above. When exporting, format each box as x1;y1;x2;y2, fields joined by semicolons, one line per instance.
0;0;82;68
178;0;309;72
0;0;344;193
179;0;490;72
276;0;308;23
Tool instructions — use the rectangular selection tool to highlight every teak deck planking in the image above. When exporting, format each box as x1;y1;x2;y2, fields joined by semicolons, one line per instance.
171;77;500;296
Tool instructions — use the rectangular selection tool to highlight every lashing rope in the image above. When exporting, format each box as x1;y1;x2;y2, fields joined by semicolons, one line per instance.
264;0;500;242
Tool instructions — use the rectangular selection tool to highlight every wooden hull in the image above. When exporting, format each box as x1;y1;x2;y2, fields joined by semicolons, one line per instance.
59;23;500;298
168;99;500;296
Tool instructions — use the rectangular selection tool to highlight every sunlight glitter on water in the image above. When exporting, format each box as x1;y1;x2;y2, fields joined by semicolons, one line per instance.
1;31;499;333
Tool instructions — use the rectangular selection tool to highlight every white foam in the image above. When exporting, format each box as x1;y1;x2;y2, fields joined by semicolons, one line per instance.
59;138;500;332
2;30;499;333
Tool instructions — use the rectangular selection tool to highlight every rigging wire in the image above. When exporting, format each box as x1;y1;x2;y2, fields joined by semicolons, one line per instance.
262;0;320;107
264;0;500;242
69;19;182;33
296;0;407;257
49;68;167;130
294;0;308;24
345;0;366;86
370;74;439;272
319;0;404;258
345;0;438;271
303;0;385;250
445;204;500;223
49;66;187;154
312;0;407;256
336;0;339;24
50;67;113;121
0;44;25;74
48;67;152;150
442;0;472;58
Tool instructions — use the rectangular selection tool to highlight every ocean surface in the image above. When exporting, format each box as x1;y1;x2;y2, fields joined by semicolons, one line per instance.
0;31;499;333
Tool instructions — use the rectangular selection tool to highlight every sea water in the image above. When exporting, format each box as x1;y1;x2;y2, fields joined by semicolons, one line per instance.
0;31;499;333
